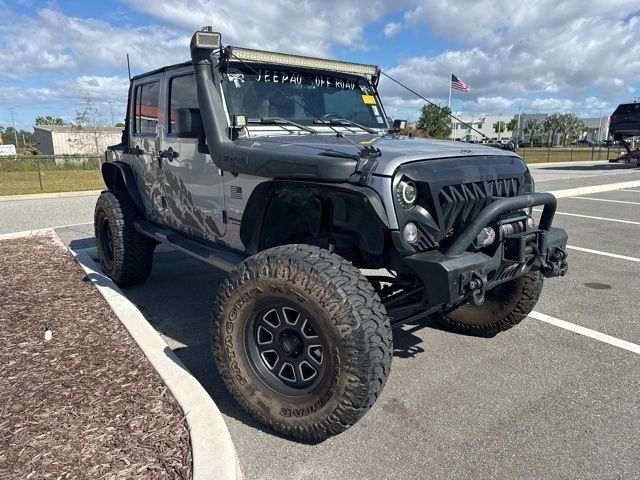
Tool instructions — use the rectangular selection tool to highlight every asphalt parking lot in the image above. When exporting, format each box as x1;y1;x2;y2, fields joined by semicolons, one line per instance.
122;186;640;480
6;160;639;479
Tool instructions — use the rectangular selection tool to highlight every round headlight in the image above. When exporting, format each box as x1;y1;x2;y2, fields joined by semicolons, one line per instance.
403;222;419;243
397;180;418;209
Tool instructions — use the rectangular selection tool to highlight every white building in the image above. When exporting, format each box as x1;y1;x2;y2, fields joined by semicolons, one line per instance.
580;117;610;142
450;115;516;143
34;125;122;155
452;113;610;145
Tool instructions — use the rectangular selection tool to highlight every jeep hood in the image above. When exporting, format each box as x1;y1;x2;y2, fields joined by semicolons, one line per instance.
239;134;519;177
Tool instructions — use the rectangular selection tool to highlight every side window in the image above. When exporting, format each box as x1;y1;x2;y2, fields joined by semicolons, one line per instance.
134;81;160;135
169;74;199;134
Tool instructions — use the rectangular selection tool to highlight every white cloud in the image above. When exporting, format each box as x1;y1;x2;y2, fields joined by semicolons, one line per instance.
1;0;639;126
383;1;640;113
126;0;402;56
384;22;402;38
462;96;519;113
530;98;576;112
381;96;429;121
0;75;129;126
0;8;189;81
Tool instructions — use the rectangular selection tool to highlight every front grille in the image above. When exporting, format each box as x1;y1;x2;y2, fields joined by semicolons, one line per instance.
409;223;439;253
438;178;520;237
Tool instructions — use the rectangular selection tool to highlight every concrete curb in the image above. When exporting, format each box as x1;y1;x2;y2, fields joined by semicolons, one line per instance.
0;190;101;202
0;227;58;240
526;159;620;168
72;250;243;480
548;180;640;199
0;229;243;480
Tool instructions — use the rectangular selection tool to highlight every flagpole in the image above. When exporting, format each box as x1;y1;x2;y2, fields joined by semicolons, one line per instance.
448;74;452;140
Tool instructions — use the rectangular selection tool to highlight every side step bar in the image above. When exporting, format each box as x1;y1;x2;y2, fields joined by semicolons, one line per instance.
134;220;246;272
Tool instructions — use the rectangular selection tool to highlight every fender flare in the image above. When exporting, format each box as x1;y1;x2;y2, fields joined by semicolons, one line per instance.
101;161;146;213
240;180;390;255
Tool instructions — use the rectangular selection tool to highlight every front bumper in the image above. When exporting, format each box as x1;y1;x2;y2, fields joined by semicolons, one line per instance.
400;193;568;308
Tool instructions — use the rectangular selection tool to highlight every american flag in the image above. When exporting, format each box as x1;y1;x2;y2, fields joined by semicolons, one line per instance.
451;74;470;92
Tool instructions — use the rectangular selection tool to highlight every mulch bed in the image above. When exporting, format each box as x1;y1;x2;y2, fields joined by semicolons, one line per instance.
0;234;191;479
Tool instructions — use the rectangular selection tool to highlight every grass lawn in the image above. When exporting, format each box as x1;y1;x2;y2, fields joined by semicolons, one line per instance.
0;148;629;196
0;169;104;195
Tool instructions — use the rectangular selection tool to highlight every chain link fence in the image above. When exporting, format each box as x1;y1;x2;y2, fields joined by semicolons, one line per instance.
0;155;104;196
0;146;630;196
517;145;624;163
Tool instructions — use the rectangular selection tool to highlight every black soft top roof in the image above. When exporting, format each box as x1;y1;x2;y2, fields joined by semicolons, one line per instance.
130;61;192;81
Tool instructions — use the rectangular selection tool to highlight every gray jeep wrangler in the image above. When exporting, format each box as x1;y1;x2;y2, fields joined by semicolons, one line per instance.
96;27;568;441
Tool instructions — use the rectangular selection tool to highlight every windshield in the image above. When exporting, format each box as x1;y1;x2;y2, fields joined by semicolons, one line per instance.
221;63;387;130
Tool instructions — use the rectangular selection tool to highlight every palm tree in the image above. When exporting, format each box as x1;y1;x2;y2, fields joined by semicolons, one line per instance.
524;118;543;145
542;114;562;147
556;113;583;146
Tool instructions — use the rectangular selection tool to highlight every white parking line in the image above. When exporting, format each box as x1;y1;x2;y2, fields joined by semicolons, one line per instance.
624;189;640;193
530;311;640;355
566;245;640;263
547;180;640;199
568;196;640;206
532;209;640;225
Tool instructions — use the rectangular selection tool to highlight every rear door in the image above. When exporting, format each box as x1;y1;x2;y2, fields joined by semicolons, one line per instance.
159;69;227;239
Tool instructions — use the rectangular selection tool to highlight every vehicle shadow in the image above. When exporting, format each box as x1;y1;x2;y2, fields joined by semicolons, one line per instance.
119;249;463;442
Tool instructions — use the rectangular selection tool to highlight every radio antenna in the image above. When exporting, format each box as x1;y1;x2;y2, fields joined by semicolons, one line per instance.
126;53;131;80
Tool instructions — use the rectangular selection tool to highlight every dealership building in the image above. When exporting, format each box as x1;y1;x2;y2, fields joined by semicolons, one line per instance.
450;113;610;145
34;125;122;155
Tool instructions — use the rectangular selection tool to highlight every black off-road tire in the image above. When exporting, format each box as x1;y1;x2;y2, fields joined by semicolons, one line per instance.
94;190;155;287
439;271;543;336
212;244;392;441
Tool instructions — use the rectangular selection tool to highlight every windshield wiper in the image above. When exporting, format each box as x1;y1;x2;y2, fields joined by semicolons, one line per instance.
250;117;317;134
313;118;377;134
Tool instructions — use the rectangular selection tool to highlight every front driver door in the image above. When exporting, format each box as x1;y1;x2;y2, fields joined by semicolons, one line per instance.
159;70;227;240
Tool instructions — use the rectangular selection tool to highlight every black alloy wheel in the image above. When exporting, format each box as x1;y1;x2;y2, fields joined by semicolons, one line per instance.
246;301;328;395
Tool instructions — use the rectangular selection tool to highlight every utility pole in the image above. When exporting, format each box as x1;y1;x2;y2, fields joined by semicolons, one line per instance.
107;98;115;126
8;106;18;147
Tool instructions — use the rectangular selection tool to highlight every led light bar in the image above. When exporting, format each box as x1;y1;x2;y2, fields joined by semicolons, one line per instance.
227;46;378;76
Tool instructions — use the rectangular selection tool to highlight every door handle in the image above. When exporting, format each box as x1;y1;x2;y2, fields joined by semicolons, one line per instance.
128;145;144;156
159;148;179;161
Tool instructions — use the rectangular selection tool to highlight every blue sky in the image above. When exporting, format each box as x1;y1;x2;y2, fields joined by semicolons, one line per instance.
1;0;639;130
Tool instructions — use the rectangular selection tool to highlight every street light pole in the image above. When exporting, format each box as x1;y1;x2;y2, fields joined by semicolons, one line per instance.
8;106;18;147
516;106;522;148
597;107;603;142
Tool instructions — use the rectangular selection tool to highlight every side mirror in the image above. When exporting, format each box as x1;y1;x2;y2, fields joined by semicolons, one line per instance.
175;108;204;138
392;119;407;131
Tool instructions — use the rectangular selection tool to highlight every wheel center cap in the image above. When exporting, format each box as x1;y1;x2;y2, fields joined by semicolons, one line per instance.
280;333;301;355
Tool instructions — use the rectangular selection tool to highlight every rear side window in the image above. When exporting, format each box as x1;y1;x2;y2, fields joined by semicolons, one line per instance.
134;81;160;134
168;74;199;134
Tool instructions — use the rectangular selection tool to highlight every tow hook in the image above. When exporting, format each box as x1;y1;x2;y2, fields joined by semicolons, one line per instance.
462;271;487;306
541;246;568;278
